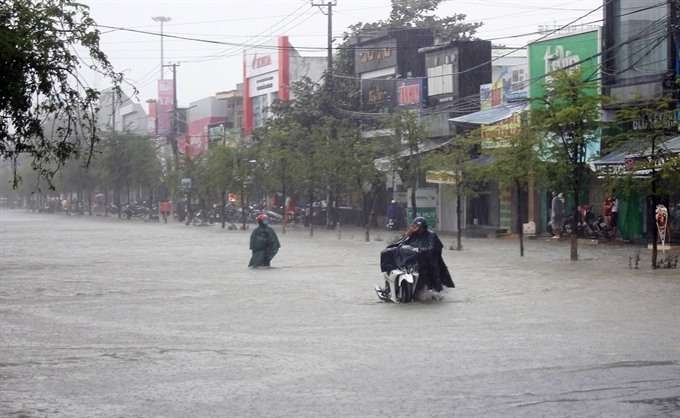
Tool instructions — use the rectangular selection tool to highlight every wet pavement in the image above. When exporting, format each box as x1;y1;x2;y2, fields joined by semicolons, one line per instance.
1;210;679;417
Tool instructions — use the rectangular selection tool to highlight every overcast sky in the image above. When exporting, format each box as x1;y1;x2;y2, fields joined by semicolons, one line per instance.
84;0;603;107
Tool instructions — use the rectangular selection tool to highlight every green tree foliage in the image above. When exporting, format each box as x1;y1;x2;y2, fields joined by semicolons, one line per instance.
426;132;480;251
387;110;430;217
0;0;121;186
531;69;601;261
607;96;680;268
475;117;545;256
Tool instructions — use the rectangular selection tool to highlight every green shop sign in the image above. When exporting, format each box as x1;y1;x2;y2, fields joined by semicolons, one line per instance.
528;29;600;105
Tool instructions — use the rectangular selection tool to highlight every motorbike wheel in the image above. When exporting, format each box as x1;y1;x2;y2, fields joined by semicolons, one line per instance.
398;281;413;303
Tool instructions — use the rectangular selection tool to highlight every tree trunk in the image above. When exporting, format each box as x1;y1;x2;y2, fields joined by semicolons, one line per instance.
410;184;417;221
281;172;287;234
365;192;377;242
570;165;580;261
116;188;121;219
516;179;524;257
308;190;315;237
87;191;92;216
240;183;246;230
104;189;109;217
221;188;226;229
456;183;463;251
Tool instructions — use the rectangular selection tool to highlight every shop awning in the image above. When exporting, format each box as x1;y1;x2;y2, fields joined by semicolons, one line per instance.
592;136;680;168
592;136;680;178
449;103;528;125
374;138;452;172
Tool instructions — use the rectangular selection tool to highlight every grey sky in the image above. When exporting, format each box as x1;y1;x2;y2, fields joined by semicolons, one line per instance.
85;0;602;107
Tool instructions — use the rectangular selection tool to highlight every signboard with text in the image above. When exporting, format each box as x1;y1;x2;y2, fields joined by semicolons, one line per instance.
397;78;427;108
157;80;174;136
355;39;398;74
245;51;279;78
361;78;396;112
529;29;600;105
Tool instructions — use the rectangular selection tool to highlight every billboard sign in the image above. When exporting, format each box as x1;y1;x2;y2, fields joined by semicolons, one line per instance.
245;51;279;78
529;29;600;104
157;80;174;136
480;83;492;110
361;78;396;112
355;39;398;74
397;78;426;108
248;71;279;97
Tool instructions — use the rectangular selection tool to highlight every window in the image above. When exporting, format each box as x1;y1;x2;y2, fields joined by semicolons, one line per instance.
613;0;668;81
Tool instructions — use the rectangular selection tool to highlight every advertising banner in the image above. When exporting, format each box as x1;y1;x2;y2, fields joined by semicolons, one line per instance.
426;170;457;185
361;78;396;112
245;51;279;79
355;39;398;74
529;30;599;103
157;80;174;136
408;188;438;228
248;71;279;97
397;78;426;108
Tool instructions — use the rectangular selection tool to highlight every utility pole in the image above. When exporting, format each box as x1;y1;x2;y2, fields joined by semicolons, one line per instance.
163;63;180;161
152;16;171;80
311;1;337;228
311;1;336;92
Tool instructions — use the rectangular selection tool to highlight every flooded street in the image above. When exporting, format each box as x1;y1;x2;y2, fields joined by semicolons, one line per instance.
1;210;679;417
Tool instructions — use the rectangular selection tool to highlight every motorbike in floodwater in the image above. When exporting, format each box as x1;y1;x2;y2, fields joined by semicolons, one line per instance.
375;245;421;303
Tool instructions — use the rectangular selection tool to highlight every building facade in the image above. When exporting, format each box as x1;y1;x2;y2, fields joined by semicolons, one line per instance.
243;36;326;135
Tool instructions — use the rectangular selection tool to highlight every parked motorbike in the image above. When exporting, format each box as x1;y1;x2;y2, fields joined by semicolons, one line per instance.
375;245;421;303
122;203;149;220
561;205;614;240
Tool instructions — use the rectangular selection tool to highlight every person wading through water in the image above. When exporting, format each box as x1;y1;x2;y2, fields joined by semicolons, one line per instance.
248;213;281;268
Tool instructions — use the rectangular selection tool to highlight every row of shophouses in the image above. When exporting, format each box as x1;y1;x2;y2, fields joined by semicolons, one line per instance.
347;0;677;240
126;0;675;239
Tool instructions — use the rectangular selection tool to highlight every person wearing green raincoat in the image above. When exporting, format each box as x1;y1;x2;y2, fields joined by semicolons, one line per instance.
249;213;280;267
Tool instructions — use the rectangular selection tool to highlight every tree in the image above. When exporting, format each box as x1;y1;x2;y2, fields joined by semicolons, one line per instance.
388;110;429;218
475;117;545;256
427;133;481;251
531;69;601;261
1;0;121;187
204;145;235;228
388;0;482;42
607;96;680;268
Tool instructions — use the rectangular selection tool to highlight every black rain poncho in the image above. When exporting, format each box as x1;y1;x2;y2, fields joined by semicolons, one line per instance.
249;224;280;267
380;230;455;292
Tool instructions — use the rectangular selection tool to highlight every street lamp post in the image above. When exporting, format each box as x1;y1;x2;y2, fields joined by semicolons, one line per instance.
151;16;171;80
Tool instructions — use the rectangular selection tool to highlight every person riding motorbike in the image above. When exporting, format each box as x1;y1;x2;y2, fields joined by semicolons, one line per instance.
378;217;455;299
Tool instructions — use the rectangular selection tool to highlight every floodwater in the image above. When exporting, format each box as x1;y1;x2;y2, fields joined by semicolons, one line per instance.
1;210;679;417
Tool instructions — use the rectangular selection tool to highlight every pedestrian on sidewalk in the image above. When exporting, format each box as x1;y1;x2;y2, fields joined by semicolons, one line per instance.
551;192;564;238
611;195;619;238
249;213;281;268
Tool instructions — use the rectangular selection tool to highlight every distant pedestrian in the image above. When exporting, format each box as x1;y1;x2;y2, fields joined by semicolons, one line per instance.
159;201;172;224
249;214;280;268
386;200;397;230
551;192;564;238
603;195;613;228
611;195;619;237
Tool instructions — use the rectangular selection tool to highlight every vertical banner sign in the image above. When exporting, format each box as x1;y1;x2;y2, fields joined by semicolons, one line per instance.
157;80;174;136
397;78;426;108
